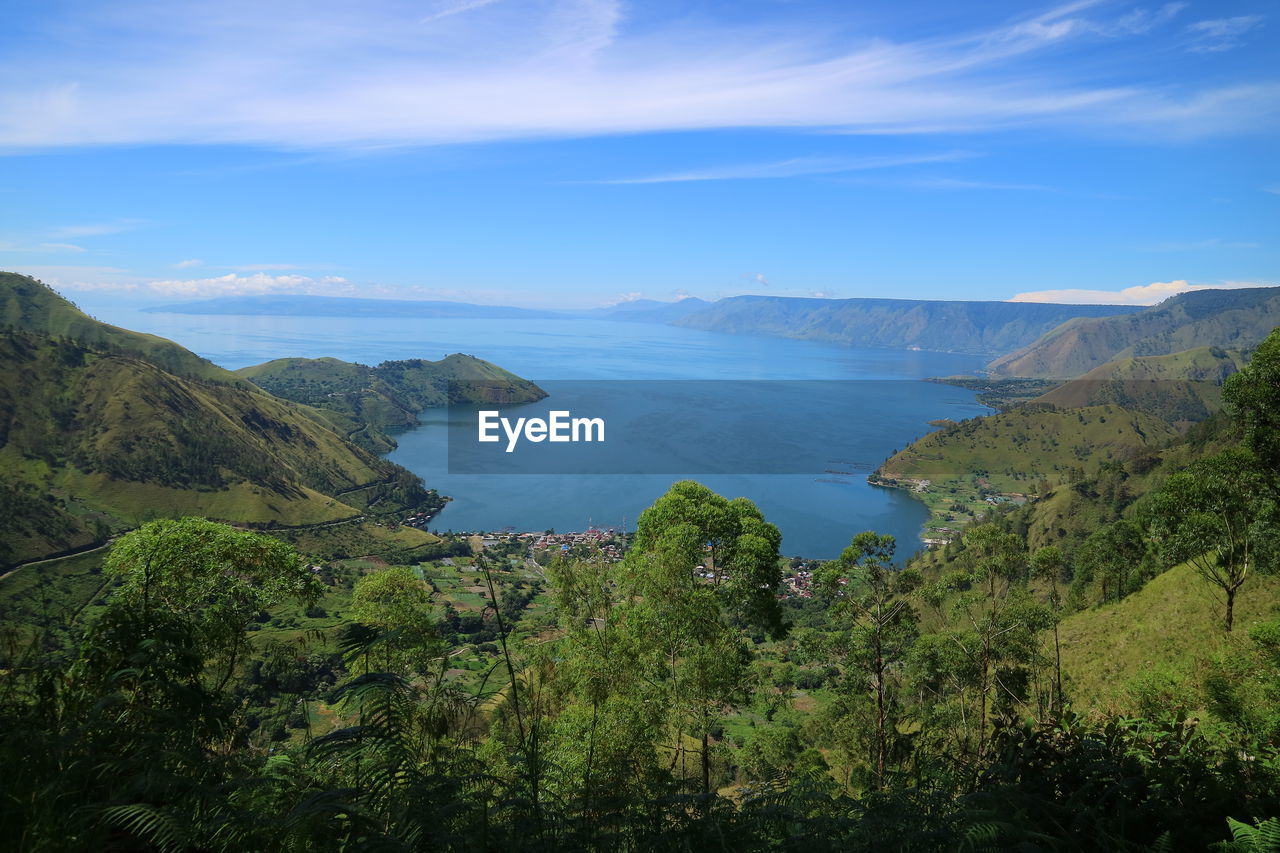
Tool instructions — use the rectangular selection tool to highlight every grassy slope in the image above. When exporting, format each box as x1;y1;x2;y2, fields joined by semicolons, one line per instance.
882;346;1247;543
989;286;1280;378
0;274;437;565
1035;346;1247;426
0;272;236;384
1058;559;1280;715
879;404;1176;491
874;404;1178;539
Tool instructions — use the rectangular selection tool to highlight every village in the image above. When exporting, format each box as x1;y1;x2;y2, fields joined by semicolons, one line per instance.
394;512;832;600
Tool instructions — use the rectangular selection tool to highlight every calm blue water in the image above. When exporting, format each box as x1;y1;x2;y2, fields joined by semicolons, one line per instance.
79;301;991;559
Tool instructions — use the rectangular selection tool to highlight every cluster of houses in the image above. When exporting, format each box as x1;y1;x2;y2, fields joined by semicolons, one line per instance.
469;527;628;562
780;565;816;598
526;528;626;562
398;510;434;529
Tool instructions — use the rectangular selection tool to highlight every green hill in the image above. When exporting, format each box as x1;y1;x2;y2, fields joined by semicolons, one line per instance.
1;272;238;384
874;403;1179;539
887;343;1256;544
989;286;1280;378
236;355;547;451
0;274;440;566
673;295;1139;355
1034;346;1247;428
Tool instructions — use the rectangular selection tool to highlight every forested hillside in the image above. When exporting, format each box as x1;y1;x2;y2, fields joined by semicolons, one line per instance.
237;354;546;452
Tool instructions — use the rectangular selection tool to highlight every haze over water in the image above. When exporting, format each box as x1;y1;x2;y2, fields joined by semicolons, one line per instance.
80;302;992;558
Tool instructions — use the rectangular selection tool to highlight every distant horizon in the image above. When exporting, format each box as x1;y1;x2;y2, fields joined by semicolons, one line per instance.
45;278;1280;315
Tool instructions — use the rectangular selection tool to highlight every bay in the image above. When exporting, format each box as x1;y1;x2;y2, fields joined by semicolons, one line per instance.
77;301;992;559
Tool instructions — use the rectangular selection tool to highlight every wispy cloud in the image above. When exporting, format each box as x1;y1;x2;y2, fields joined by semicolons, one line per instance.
173;258;202;268
12;265;142;292
908;177;1056;191
1186;15;1264;52
420;0;503;24
0;0;1272;151
600;152;972;184
1144;237;1261;251
0;219;144;255
47;221;143;238
0;241;87;254
225;263;305;271
1009;279;1270;305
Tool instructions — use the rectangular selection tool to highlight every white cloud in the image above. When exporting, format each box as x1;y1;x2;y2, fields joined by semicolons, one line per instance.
145;272;355;298
604;291;643;306
226;263;303;271
1186;15;1263;52
599;153;972;184
12;264;142;292
173;258;202;268
0;241;87;253
1009;279;1269;305
0;0;1273;151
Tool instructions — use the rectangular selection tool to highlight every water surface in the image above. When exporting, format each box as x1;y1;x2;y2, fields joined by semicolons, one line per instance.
80;301;990;558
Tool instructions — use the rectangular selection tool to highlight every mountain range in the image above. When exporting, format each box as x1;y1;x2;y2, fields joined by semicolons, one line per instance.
145;288;1280;370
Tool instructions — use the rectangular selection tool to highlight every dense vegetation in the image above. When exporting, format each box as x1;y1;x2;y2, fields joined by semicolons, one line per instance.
4;272;1280;849
2;329;1279;851
236;355;546;452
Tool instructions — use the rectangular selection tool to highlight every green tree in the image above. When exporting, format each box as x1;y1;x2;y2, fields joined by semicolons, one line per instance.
814;532;920;789
913;524;1052;765
1029;545;1066;715
105;517;321;690
1148;450;1278;631
1224;327;1280;490
1074;519;1148;604
351;566;442;674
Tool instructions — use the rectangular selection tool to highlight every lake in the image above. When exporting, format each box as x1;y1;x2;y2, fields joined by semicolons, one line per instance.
78;302;991;558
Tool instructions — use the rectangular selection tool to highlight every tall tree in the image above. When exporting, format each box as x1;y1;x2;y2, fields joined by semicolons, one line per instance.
814;532;919;789
1148;450;1278;631
913;524;1051;765
1029;545;1066;715
620;481;785;793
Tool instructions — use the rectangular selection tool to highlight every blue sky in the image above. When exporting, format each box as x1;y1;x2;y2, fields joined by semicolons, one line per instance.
1;0;1276;308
